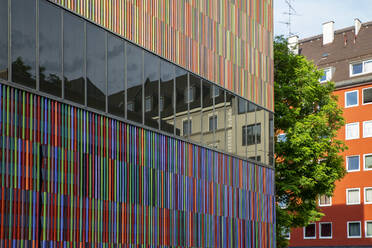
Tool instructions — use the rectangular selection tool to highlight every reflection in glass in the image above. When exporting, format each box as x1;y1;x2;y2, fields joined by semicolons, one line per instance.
225;91;236;155
160;61;175;134
189;74;201;143
108;34;125;117
0;0;8;80
11;0;36;88
144;52;159;129
213;86;226;150
39;0;61;97
126;43;142;124
64;12;84;105
256;106;265;163
87;23;106;111
236;98;247;157
175;67;188;137
269;112;274;166
202;81;213;146
247;102;257;161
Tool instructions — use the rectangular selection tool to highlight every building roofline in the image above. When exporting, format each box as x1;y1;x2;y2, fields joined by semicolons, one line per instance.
334;75;372;90
299;21;372;44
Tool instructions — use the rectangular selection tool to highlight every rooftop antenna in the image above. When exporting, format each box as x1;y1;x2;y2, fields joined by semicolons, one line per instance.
279;0;300;37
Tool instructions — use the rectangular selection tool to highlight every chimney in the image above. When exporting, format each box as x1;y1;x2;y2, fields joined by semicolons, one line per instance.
322;21;334;45
355;18;362;36
288;35;299;54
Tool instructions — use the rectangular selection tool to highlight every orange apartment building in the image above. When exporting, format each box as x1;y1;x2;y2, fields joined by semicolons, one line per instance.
288;19;372;247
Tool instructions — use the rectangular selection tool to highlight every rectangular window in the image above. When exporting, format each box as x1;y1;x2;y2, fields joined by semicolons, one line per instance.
363;121;372;138
345;90;358;107
365;188;372;204
183;119;192;136
347;155;360;172
242;123;261;146
351;59;372;76
304;223;316;239
320;223;332;239
363;87;372;105
366;221;372;238
319;195;332;206
211;85;220;98
348;221;361;238
320;68;332;82
145;96;152;112
184;86;195;103
281;227;290;240
347;188;360;205
209;115;217;132
345;122;359;140
352;63;363;75
364;154;372;170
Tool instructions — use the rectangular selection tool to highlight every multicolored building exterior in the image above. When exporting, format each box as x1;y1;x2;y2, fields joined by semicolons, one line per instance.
289;20;372;247
0;0;275;247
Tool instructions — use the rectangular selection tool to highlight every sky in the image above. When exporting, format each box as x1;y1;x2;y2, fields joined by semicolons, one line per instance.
274;0;371;39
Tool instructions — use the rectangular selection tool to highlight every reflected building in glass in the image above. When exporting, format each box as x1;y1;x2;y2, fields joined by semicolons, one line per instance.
0;0;275;247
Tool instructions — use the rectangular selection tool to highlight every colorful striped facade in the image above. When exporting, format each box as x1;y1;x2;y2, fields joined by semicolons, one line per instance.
0;83;275;247
49;0;274;111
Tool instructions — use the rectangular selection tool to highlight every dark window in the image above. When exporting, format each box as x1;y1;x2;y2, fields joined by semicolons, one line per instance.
144;52;159;129
107;34;125;117
238;97;247;114
248;156;261;162
160;61;175;134
175;67;188;136
320;223;332;238
348;222;361;237
184;86;195;103
304;224;316;238
211;85;220;98
87;23;106;111
64;12;84;105
242;123;261;146
183;120;192;136
0;0;8;80
363;88;372;104
39;0;62;97
126;43;142;124
11;0;36;88
209;115;217;132
347;156;359;171
352;63;363;75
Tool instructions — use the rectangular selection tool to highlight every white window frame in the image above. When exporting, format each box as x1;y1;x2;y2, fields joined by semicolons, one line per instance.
363;120;372;138
347;221;362;238
364;187;372;205
363;153;372;171
346;155;360;172
320;67;332;82
303;223;316;239
350;59;372;77
319;222;332;239
318;195;332;207
362;87;372;105
345;90;359;108
366;220;372;238
346;188;361;205
345;122;359;140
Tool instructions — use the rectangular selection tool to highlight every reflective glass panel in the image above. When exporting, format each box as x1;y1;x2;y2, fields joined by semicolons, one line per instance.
64;12;84;105
11;0;36;88
0;0;8;80
189;74;201;143
108;34;125;117
269;112;274;166
247;102;257;161
175;67;188;137
87;23;106;111
160;60;175;134
256;106;265;162
236;97;247;157
225;91;237;155
126;43;142;124
201;81;213;146
213;86;225;151
144;52;159;129
39;0;61;97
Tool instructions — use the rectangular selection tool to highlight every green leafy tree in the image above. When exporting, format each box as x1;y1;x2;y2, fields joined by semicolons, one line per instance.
274;36;346;247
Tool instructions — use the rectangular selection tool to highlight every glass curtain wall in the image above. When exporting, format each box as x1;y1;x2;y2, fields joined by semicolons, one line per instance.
0;0;8;80
160;60;175;135
144;52;160;129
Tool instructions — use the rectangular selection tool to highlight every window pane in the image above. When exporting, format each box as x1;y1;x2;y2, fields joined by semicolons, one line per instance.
226;91;237;155
347;156;359;171
363;88;372;104
347;189;359;204
0;0;8;80
202;80;213;146
189;74;201;143
247;102;257;160
175;67;188;137
237;98;247;157
366;188;372;203
213;86;225;150
126;43;142;124
320;223;332;237
144;52;159;129
305;224;315;238
364;61;372;73
39;0;61;97
269;112;274;166
209;116;217;132
87;24;106;111
353;63;363;75
346;91;358;106
64;12;84;105
367;222;372;237
364;121;372;137
349;222;360;237
365;155;372;169
183;120;191;136
12;0;36;88
319;195;331;205
346;123;359;139
107;34;125;117
160;61;175;134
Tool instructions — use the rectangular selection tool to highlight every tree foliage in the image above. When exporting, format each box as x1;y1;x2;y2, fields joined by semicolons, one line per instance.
274;36;346;247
